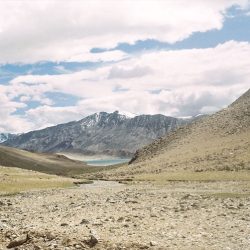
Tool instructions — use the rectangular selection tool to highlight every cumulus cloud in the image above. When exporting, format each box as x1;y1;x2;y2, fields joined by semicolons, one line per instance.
0;0;249;63
1;1;250;133
25;106;83;129
108;65;153;79
2;40;249;132
0;89;33;133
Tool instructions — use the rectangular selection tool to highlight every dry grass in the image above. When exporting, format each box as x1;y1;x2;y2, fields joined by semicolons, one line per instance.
0;166;76;195
109;130;250;178
135;170;250;183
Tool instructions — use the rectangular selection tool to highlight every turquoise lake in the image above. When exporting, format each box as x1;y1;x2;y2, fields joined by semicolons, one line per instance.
85;158;130;166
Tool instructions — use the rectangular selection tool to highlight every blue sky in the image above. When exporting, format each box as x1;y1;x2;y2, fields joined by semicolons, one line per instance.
2;5;250;82
92;7;250;53
0;1;250;133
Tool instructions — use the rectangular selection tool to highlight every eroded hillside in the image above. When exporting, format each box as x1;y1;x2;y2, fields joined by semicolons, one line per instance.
108;89;250;176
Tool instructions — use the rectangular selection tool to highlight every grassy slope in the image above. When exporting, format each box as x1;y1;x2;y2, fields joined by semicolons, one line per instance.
128;130;250;174
0;165;75;195
135;171;250;182
0;145;106;176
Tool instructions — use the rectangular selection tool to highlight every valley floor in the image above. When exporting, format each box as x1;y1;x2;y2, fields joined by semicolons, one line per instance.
0;179;249;249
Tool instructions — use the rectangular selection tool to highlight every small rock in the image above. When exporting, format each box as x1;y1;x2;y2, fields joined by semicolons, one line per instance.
125;200;138;204
85;233;99;247
34;245;42;250
7;234;30;248
62;237;71;246
150;213;158;218
80;219;90;224
106;197;116;203
45;232;56;241
150;241;157;246
92;222;103;226
74;244;82;249
60;223;69;227
117;217;124;222
51;243;58;248
182;194;191;199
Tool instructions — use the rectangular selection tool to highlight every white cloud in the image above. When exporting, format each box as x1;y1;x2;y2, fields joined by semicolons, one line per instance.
67;50;129;63
108;65;153;79
25;106;82;129
0;89;33;133
3;40;249;132
0;0;249;63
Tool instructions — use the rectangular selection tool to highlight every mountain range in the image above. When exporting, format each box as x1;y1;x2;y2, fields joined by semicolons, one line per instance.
3;111;197;156
1;89;249;177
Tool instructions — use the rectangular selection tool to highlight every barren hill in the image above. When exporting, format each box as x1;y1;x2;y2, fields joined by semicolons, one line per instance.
0;145;89;176
121;89;250;175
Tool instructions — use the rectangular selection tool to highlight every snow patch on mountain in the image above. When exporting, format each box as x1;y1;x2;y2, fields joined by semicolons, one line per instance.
0;133;17;143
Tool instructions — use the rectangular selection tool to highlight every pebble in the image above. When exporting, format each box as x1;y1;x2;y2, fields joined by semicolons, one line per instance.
150;241;157;246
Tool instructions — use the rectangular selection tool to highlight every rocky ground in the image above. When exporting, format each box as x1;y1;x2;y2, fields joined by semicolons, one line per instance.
0;180;249;250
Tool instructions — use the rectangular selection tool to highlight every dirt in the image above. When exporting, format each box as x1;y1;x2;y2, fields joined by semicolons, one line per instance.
0;180;249;249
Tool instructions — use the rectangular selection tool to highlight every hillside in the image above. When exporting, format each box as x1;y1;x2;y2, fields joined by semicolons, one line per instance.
3;111;191;156
113;89;250;175
0;166;76;195
0;145;92;176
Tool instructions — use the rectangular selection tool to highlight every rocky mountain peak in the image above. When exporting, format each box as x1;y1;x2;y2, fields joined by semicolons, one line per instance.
80;111;128;129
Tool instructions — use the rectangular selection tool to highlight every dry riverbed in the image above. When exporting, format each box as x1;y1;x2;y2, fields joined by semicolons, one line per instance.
0;179;250;249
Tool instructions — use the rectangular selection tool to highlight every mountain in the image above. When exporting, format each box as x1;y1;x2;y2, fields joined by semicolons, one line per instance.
3;111;192;156
127;89;250;173
0;133;17;143
0;145;88;176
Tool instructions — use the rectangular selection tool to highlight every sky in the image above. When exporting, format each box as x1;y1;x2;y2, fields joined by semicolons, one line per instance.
0;0;250;133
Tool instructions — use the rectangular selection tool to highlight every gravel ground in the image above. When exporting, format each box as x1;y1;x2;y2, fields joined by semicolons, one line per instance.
0;181;249;249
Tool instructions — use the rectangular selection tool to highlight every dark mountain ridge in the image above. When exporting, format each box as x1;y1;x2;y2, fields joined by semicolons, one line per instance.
3;111;194;156
0;133;17;143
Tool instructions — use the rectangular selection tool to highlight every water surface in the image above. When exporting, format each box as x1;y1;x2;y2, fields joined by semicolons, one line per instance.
60;152;130;166
85;158;130;166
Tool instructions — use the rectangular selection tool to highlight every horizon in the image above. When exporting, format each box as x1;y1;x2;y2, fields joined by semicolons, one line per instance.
0;0;250;133
0;109;210;135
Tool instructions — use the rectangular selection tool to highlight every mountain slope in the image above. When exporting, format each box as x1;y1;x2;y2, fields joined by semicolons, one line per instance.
3;111;190;156
122;89;250;174
0;133;17;143
0;145;89;176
